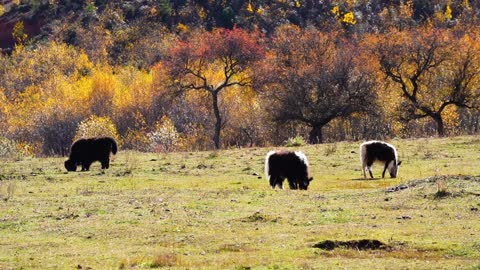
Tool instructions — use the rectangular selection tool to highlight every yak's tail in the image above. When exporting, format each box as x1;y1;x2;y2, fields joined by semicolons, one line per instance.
264;151;276;181
109;137;118;155
359;142;366;166
359;141;371;178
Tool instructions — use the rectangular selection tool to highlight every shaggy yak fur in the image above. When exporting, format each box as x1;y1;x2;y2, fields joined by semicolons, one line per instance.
360;140;401;179
264;151;313;190
64;137;118;172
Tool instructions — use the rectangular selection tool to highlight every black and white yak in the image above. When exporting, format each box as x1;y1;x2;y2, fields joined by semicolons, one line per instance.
264;151;313;190
360;141;402;179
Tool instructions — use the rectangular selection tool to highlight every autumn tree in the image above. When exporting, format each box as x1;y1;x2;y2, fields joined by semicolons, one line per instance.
163;28;264;149
75;115;120;144
0;89;8;135
35;108;84;156
257;25;377;144
0;42;92;99
89;65;117;117
12;21;28;46
0;42;94;155
377;28;480;136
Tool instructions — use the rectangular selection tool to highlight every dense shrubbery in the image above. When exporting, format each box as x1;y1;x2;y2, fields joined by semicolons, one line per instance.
0;137;17;158
147;116;179;153
0;137;26;159
1;1;480;155
285;136;306;147
75;116;121;146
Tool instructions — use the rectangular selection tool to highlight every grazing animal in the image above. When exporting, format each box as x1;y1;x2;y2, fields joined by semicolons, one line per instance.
264;151;313;190
64;137;117;172
360;140;401;179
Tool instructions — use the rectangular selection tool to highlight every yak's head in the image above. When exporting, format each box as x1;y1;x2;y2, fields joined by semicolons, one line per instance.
388;160;402;178
64;159;77;172
299;176;313;190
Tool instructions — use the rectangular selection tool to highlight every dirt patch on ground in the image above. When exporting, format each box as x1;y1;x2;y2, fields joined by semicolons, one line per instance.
313;239;390;251
386;175;480;193
240;211;280;223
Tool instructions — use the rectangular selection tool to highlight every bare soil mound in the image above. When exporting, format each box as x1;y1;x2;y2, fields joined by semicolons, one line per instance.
313;239;390;251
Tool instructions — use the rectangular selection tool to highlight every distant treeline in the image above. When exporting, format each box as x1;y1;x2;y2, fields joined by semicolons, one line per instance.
1;0;480;52
1;0;480;156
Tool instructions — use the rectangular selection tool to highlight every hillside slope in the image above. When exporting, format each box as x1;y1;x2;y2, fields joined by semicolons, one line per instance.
1;0;479;52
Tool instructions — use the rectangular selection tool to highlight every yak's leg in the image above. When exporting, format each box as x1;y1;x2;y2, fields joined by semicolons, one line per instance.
368;167;374;178
270;175;284;189
101;159;110;169
276;177;284;189
362;161;367;179
382;161;390;178
367;166;374;178
288;179;298;189
269;175;277;189
367;160;374;178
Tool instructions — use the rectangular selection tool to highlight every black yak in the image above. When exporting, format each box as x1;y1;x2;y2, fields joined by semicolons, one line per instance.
264;151;313;190
64;137;117;172
360;140;401;179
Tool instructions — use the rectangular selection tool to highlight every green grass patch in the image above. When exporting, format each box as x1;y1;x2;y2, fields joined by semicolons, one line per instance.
1;136;480;268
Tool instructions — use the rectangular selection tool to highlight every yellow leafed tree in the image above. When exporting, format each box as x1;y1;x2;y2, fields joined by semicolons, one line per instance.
75;115;121;146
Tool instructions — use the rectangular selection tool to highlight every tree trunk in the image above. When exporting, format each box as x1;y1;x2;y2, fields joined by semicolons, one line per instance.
308;125;323;144
434;114;445;137
211;91;222;149
242;128;254;147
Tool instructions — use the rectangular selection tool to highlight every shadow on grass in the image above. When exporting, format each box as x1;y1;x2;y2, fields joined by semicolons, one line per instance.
351;177;383;181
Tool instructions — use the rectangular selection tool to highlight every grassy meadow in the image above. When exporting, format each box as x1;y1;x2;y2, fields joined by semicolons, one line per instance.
1;136;480;269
